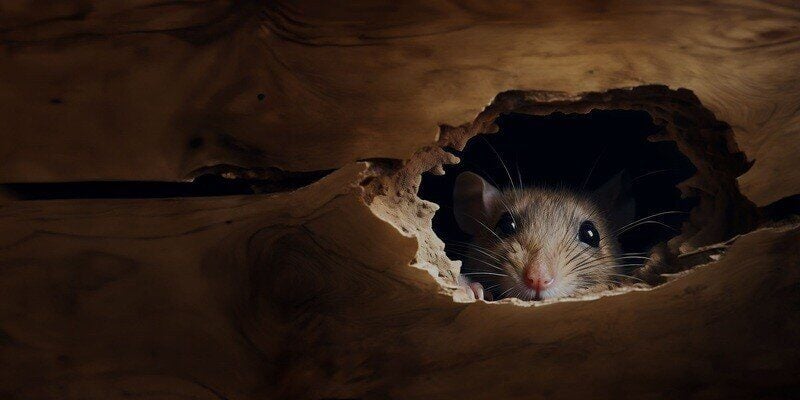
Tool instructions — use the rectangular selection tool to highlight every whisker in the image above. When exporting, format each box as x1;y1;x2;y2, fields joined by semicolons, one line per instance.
462;272;509;278
581;149;606;191
605;273;647;284
447;251;506;272
452;210;509;245
613;211;687;235
497;286;516;300
616;220;679;236
479;138;521;220
446;242;510;264
569;253;623;270
631;169;673;183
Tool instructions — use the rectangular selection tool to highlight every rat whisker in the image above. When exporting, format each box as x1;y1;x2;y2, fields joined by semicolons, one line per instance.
453;210;509;244
563;241;602;266
447;251;506;272
497;286;516;300
462;272;509;278
582;149;607;191
617;255;670;268
616;220;680;236
446;242;511;264
569;253;623;270
475;139;522;216
481;138;518;195
567;259;641;276
589;263;645;272
483;282;503;299
460;160;520;219
630;168;673;183
613;211;688;235
605;273;647;284
616;251;650;257
567;246;654;275
560;231;586;262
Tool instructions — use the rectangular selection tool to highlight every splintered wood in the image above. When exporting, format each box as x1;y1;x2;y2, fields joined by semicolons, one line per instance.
1;1;799;398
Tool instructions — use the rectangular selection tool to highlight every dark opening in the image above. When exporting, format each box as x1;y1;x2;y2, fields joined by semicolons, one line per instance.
2;169;333;200
419;109;697;275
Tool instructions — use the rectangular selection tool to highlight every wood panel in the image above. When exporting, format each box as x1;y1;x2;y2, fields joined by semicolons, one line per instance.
2;2;800;398
1;1;799;205
0;163;798;398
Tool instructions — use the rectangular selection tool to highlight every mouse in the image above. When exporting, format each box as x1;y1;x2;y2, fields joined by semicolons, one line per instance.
452;171;635;301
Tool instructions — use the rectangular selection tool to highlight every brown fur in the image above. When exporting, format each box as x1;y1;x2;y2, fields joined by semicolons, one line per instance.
463;187;621;300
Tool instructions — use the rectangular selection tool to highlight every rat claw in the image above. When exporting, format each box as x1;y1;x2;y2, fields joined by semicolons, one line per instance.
469;282;485;300
458;275;485;301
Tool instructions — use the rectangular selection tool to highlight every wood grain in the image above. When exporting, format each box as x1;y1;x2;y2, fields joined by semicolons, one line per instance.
1;1;799;205
0;163;797;399
2;2;800;398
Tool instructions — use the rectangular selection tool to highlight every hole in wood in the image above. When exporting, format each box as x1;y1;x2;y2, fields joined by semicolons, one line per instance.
363;85;762;305
420;109;700;301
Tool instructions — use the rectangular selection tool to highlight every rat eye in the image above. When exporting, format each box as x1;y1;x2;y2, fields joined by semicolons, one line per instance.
495;212;517;237
578;220;600;247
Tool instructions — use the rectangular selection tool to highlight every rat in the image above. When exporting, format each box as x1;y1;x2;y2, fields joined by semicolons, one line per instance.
453;171;635;301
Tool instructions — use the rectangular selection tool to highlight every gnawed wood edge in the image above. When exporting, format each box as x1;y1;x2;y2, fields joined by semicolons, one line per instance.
0;161;798;398
2;1;799;206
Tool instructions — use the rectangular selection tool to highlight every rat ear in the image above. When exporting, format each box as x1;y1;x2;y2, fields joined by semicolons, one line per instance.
594;171;636;229
453;171;502;236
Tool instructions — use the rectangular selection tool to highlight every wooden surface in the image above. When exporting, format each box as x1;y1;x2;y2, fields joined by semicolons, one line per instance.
2;2;800;398
0;163;798;399
1;1;799;205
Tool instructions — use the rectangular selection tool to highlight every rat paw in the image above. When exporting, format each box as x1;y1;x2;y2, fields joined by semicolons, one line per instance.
458;275;488;301
468;282;485;300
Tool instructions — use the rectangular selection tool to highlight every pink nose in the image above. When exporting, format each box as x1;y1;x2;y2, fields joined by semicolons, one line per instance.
523;265;554;292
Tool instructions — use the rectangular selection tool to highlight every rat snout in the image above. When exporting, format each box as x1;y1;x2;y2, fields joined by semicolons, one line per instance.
523;263;554;293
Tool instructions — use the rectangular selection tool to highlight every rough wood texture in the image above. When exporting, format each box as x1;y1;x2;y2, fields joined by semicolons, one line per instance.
435;86;759;257
2;2;800;399
1;1;799;205
1;163;798;399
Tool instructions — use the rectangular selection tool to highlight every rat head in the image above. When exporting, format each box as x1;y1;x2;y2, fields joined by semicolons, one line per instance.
453;171;634;301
